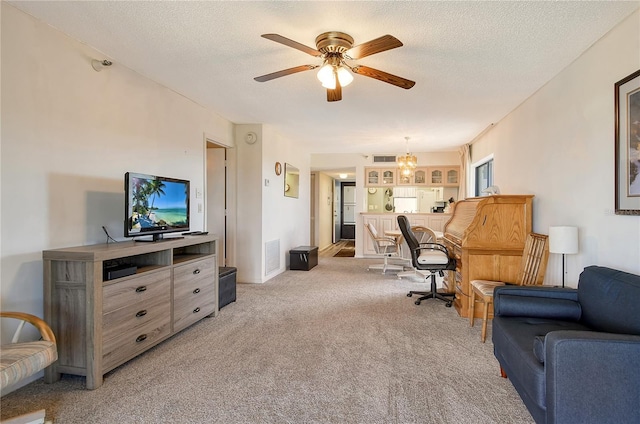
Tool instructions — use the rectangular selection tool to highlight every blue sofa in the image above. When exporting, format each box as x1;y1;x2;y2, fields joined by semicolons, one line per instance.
492;266;640;424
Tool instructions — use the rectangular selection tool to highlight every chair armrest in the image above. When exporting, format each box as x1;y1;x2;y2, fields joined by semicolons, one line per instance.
545;330;640;424
493;286;580;319
374;236;398;246
415;243;448;255
0;311;57;343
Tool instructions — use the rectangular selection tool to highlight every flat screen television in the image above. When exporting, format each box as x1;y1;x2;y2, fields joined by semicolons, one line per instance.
125;172;190;241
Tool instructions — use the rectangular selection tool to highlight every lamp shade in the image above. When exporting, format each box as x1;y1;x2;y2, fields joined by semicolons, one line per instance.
317;63;336;89
549;226;579;254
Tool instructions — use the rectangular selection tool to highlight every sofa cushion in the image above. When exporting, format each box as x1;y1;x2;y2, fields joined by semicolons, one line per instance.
493;317;591;408
1;341;57;389
533;336;545;363
578;266;640;335
496;295;582;320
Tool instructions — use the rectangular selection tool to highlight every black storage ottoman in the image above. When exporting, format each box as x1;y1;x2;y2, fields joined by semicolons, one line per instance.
289;246;318;271
219;266;237;309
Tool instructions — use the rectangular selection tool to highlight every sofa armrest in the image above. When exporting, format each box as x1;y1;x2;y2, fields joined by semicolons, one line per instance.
493;286;580;320
545;331;640;424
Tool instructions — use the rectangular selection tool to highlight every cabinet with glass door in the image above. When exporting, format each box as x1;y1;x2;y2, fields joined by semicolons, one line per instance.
427;166;460;187
397;167;428;186
365;167;396;187
445;167;459;186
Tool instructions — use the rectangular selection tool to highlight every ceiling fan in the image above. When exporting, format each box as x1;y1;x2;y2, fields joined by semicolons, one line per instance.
254;31;415;102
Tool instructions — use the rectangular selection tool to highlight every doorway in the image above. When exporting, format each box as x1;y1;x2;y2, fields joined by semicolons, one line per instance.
206;140;234;267
340;182;356;240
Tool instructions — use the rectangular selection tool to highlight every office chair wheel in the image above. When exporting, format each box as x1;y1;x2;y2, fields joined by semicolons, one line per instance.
415;300;421;305
445;302;452;307
407;293;413;297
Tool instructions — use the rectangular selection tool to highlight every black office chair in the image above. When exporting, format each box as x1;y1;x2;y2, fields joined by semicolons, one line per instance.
397;215;456;306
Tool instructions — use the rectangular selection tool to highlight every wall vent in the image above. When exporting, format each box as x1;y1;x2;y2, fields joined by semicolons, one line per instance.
373;155;397;163
265;239;280;275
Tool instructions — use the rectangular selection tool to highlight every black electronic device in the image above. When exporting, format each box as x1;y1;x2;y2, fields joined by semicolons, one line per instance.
125;172;190;242
103;263;138;281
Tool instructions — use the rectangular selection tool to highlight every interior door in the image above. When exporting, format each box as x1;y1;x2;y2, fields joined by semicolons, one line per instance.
206;144;226;267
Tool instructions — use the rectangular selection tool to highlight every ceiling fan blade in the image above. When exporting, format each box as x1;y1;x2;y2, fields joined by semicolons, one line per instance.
327;82;342;102
254;65;317;82
346;35;403;59
261;34;322;57
353;65;415;89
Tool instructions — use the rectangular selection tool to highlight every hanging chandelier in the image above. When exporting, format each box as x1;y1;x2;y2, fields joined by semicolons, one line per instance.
397;136;417;176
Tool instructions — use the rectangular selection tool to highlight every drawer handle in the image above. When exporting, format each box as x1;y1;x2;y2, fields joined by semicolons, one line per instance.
193;288;201;294
193;269;201;275
193;307;201;314
136;334;147;343
135;286;147;293
135;310;147;318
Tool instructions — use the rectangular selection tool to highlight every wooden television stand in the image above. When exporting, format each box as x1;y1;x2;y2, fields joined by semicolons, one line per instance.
43;234;218;389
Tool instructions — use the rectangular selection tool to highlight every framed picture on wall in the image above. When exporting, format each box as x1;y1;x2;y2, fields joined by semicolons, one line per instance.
614;69;640;215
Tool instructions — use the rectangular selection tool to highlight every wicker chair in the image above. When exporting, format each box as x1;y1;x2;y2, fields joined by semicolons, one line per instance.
365;222;406;273
1;312;57;424
469;233;549;342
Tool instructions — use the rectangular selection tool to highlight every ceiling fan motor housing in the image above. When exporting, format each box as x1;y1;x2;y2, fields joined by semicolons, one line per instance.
315;31;354;54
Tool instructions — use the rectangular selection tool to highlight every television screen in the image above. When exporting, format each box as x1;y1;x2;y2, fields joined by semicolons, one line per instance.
125;172;190;241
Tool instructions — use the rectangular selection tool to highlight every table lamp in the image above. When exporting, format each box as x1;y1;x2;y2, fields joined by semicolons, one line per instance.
549;226;579;287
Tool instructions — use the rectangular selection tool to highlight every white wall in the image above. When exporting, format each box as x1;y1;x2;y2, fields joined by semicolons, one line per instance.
262;125;310;279
234;124;264;283
234;124;311;283
1;4;233;335
471;10;640;286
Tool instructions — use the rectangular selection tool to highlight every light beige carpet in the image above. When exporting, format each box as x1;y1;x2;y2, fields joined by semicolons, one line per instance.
0;257;534;424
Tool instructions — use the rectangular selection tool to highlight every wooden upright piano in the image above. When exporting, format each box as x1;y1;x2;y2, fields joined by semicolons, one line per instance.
442;195;533;318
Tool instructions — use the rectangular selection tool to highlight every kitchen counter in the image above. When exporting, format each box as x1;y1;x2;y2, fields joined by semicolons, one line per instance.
360;212;450;215
360;212;452;257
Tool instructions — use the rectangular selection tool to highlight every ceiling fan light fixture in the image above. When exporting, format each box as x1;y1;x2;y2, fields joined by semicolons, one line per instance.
255;32;415;101
336;66;354;87
317;63;335;88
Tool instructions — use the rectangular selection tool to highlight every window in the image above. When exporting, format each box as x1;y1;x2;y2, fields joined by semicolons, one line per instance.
475;159;493;196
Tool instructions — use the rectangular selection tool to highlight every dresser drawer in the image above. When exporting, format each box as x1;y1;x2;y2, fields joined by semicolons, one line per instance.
103;270;171;314
102;270;171;371
173;286;216;332
102;314;171;372
173;257;216;286
102;292;171;343
173;257;216;332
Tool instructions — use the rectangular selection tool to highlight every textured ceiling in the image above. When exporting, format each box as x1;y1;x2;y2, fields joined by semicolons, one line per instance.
8;1;639;155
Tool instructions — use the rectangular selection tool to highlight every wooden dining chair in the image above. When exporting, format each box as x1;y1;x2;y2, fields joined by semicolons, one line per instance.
469;233;549;342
